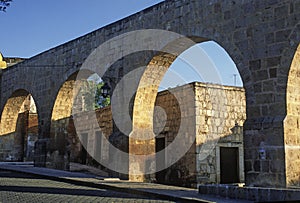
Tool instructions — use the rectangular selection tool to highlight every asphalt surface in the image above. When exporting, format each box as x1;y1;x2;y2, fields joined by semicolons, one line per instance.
0;163;255;203
0;169;174;203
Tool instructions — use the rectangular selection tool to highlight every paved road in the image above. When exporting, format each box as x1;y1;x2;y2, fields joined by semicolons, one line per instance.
0;170;174;203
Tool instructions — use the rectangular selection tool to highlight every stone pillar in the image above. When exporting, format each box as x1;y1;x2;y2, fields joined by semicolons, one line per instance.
284;115;300;187
129;129;156;182
108;129;129;179
244;117;286;187
284;44;300;187
129;82;158;182
33;139;48;167
33;112;51;167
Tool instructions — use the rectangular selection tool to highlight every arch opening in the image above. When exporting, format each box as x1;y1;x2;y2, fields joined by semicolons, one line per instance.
285;43;300;188
131;39;246;186
0;90;38;162
49;71;111;171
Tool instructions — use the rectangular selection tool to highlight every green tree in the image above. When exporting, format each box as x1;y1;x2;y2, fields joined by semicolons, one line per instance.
94;82;111;109
0;0;12;12
80;80;110;111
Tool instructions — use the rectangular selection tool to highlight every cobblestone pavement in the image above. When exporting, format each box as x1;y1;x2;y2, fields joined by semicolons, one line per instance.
0;170;174;203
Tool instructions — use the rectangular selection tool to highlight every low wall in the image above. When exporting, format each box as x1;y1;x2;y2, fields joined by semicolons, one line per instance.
199;184;300;202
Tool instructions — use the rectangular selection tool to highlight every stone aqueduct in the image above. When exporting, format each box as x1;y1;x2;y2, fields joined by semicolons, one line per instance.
0;0;299;188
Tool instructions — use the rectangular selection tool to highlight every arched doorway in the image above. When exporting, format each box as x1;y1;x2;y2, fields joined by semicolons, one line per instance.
0;90;38;162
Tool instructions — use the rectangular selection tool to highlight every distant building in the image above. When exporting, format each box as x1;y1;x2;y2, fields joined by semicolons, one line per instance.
0;52;7;69
0;52;26;69
4;57;26;67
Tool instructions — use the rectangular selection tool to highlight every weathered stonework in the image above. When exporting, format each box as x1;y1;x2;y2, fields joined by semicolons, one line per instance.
199;184;300;202
9;82;244;188
44;106;113;171
153;83;198;187
0;110;38;162
285;44;300;188
0;0;299;188
194;83;246;185
151;82;246;187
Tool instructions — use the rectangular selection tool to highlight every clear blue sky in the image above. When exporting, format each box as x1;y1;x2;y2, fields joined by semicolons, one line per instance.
1;0;242;87
1;0;164;58
160;42;243;88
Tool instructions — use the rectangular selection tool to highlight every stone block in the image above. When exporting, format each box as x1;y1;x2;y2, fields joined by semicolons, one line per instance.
218;185;228;197
274;5;289;19
198;185;208;194
246;187;259;201
249;59;261;71
236;187;247;200
269;188;286;201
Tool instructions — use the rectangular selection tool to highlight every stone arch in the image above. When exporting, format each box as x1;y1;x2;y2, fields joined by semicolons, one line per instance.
51;74;77;122
132;37;206;133
51;69;101;121
50;69;102;129
284;43;300;187
132;36;248;133
130;36;246;181
0;89;38;136
0;89;39;161
49;71;79;169
49;69;105;169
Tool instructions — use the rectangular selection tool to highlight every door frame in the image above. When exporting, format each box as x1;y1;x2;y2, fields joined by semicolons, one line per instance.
216;144;244;184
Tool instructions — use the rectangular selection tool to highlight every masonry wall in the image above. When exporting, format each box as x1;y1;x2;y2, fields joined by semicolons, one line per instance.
44;82;246;188
1;0;299;187
152;82;246;187
283;44;300;188
154;83;197;187
72;106;113;168
47;83;198;185
25;113;38;161
6;81;247;188
0;111;38;162
0;132;15;161
46;106;113;170
195;83;246;185
0;110;26;161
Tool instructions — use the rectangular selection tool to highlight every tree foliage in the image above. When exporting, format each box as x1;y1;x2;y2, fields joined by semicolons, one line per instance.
94;82;111;109
79;80;111;111
0;0;12;12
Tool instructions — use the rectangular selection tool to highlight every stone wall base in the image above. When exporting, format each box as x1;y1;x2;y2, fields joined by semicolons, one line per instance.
33;139;48;167
198;184;300;202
